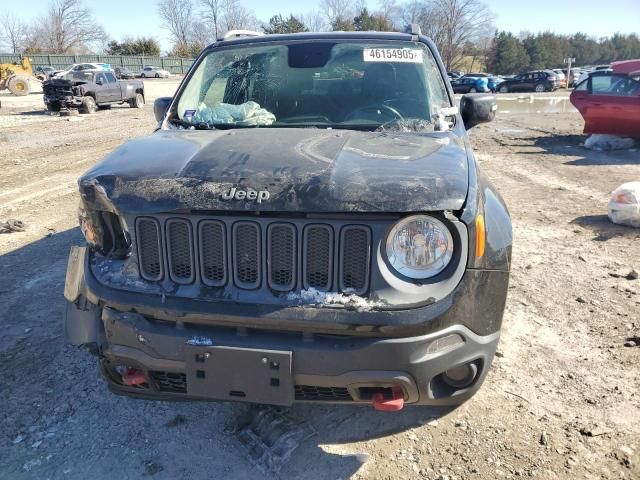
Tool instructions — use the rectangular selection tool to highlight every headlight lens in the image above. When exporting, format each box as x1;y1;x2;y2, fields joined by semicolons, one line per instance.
385;215;454;279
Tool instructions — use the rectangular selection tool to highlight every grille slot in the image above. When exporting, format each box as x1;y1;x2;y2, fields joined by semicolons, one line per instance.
267;223;296;292
339;226;371;295
149;371;187;394
294;385;353;401
303;225;333;291
136;217;163;281
166;219;195;284
199;221;227;287
232;222;261;289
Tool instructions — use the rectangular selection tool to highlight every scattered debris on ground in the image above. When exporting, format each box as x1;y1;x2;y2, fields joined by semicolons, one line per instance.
585;134;636;151
608;181;640;227
0;219;26;233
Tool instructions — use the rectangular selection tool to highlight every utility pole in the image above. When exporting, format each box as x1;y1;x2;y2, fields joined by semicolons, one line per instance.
564;57;575;89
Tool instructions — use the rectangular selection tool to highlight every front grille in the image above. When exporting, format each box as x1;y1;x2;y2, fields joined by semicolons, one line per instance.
294;385;353;401
166;219;194;283
149;371;187;394
136;217;163;281
339;226;371;294
268;224;296;291
134;216;373;296
303;225;333;291
199;221;226;286
233;222;261;289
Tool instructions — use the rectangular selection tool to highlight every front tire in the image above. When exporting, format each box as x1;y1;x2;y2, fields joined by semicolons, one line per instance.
7;76;30;96
46;102;61;112
80;96;97;114
155;73;160;78
498;85;509;93
534;83;546;93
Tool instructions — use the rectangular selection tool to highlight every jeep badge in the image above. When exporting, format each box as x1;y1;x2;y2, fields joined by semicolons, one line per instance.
221;187;270;203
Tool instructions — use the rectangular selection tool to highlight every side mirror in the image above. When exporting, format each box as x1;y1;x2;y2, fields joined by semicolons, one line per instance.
460;94;497;129
154;96;172;122
96;78;103;85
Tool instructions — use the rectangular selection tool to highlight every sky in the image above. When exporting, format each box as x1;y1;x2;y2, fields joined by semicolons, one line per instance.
11;0;640;53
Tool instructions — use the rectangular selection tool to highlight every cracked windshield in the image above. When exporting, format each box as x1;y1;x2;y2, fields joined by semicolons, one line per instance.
176;41;450;129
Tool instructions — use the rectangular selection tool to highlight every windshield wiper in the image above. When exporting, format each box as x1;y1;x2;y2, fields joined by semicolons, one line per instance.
168;118;214;130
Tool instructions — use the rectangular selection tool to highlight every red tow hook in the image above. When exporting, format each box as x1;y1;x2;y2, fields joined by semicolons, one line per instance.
121;368;147;386
372;387;405;412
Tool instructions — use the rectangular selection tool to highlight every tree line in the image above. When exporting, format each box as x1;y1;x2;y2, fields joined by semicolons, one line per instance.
1;0;639;73
488;31;640;74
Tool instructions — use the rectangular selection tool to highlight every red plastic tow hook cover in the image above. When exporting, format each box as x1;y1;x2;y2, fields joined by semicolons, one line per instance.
122;368;147;386
372;387;405;412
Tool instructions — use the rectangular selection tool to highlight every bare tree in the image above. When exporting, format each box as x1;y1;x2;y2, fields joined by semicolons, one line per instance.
222;0;259;32
158;0;194;49
0;11;27;53
200;0;224;40
378;0;402;29
319;0;364;27
299;11;328;32
406;0;494;69
29;0;108;53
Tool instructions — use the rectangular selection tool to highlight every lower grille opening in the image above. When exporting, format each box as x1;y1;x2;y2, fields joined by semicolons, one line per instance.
149;371;187;394
294;385;353;401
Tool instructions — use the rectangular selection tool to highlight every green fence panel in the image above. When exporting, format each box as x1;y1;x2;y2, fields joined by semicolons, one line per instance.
1;53;195;73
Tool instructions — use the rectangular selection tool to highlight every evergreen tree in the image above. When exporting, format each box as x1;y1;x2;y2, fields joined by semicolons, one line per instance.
263;14;308;34
487;31;529;74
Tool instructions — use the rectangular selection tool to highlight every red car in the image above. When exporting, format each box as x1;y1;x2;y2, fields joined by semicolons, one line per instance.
570;65;640;138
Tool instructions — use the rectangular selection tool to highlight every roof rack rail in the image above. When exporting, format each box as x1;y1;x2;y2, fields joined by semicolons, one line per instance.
219;30;263;41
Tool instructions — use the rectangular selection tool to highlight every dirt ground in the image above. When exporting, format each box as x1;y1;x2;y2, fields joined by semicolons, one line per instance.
0;85;638;480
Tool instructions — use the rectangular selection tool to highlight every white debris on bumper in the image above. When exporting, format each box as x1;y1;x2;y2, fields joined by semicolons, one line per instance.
286;288;385;311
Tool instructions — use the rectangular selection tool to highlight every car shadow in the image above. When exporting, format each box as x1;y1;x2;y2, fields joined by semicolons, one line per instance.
532;135;639;166
571;214;640;241
1;227;455;479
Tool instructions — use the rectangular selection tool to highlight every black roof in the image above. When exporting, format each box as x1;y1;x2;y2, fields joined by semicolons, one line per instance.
212;31;419;49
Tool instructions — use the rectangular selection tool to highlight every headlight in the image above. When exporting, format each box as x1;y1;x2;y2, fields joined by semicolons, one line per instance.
385;215;454;279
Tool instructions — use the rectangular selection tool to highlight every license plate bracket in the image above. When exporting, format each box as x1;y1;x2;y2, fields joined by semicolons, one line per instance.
185;346;294;406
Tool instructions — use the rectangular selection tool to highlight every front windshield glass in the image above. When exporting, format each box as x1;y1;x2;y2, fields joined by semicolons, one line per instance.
175;40;450;130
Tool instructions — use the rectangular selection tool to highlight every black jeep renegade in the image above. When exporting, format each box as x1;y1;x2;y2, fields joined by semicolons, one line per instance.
64;29;511;410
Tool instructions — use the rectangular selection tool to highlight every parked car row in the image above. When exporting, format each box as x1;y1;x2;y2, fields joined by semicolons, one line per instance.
449;64;624;94
32;63;173;81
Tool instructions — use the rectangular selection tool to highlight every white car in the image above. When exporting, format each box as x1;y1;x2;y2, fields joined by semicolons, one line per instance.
54;63;112;81
576;66;612;86
140;66;170;78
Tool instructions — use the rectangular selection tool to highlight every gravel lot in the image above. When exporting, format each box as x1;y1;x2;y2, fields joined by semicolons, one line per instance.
0;83;638;480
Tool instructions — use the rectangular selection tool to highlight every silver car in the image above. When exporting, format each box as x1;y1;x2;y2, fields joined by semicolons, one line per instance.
140;66;170;78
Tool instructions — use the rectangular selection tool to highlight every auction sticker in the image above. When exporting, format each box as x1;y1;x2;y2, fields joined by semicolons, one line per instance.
363;48;423;63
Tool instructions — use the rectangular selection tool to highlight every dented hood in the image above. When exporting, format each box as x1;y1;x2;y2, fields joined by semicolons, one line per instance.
80;128;470;214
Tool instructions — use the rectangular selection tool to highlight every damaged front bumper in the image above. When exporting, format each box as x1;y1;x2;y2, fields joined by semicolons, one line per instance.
43;94;82;108
65;246;505;407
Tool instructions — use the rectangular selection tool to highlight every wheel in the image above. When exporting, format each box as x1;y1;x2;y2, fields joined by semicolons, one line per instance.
141;73;146;78
80;96;97;114
469;87;477;93
128;93;144;108
7;76;30;96
498;85;509;93
46;102;61;112
534;83;546;93
155;73;159;78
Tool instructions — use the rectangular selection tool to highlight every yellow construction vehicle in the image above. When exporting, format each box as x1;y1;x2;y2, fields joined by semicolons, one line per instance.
0;56;32;96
